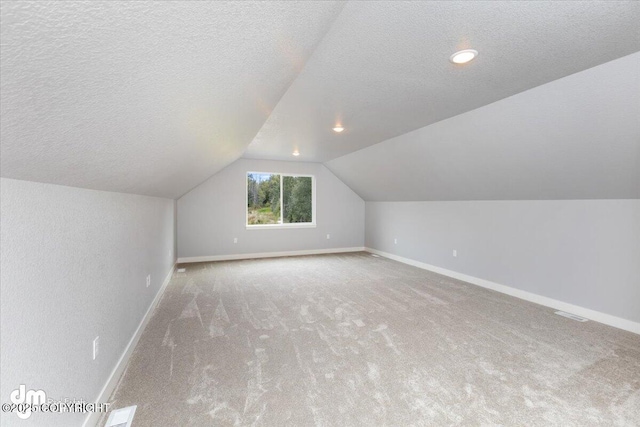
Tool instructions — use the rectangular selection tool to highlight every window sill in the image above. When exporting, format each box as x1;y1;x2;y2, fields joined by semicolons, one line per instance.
246;223;317;230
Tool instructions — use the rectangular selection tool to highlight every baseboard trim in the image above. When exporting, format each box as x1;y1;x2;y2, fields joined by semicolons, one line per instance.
83;263;176;427
365;247;640;335
177;247;365;264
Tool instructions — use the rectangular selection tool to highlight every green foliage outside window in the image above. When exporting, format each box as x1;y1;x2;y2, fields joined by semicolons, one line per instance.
283;176;312;223
247;173;313;225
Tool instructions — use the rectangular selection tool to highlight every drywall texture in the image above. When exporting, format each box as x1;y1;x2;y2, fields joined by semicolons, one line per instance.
178;159;364;258
0;1;344;198
327;52;640;200
4;2;639;198
0;178;175;426
366;200;640;324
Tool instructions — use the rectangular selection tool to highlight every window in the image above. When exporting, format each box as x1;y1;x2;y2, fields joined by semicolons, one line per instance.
246;172;315;228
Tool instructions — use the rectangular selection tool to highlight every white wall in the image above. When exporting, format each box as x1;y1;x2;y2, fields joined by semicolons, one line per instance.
0;178;175;426
178;159;365;259
366;200;640;324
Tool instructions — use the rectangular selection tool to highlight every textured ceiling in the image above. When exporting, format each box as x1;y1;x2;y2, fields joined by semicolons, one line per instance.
244;1;640;163
2;1;639;200
326;53;640;201
0;1;344;198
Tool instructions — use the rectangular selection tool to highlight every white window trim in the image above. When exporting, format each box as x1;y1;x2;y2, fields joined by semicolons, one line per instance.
246;172;317;230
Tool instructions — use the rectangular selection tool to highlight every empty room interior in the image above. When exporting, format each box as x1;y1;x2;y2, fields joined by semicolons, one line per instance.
1;1;640;426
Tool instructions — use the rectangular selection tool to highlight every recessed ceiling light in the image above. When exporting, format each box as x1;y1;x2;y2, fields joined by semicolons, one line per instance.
292;151;300;156
333;126;344;133
450;49;478;64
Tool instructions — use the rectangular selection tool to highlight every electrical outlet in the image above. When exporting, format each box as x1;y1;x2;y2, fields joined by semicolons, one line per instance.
326;234;330;240
453;249;457;257
394;238;398;244
146;274;151;287
93;336;100;360
233;237;238;244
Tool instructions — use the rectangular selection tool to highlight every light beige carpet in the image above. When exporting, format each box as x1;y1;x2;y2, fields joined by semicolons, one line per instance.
105;252;640;426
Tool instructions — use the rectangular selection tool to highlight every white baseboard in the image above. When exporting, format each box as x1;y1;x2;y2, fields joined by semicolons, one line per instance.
365;247;640;335
83;263;176;427
177;247;365;264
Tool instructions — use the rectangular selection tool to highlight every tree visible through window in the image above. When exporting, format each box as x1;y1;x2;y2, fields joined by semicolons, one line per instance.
247;173;314;226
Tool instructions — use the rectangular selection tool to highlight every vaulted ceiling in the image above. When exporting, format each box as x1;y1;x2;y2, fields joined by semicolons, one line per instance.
326;52;640;201
1;1;639;199
244;1;640;163
0;1;344;198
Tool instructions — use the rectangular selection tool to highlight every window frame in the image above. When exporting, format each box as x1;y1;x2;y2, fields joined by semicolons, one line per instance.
246;171;317;230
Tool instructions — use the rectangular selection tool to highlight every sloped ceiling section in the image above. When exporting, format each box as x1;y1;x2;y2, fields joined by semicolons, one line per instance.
244;1;640;163
0;1;344;198
326;52;640;201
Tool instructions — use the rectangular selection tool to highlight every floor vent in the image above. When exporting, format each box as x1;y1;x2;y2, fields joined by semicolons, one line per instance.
370;254;380;258
555;311;588;322
105;405;137;427
177;268;186;273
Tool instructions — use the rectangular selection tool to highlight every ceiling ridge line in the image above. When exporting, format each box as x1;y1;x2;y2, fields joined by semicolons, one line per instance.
177;1;351;200
236;0;350;161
